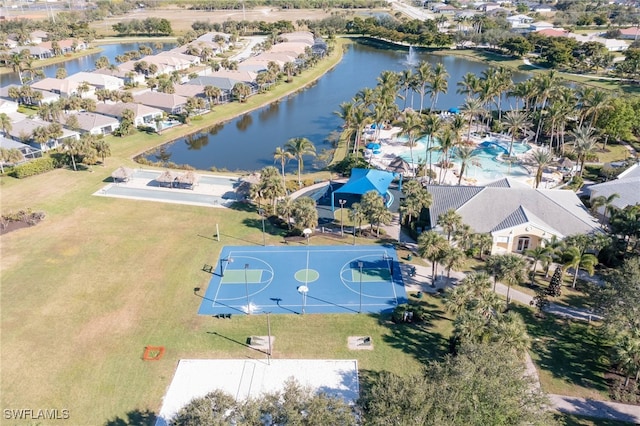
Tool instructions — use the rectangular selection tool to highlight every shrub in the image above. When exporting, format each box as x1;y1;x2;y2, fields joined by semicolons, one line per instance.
11;158;56;178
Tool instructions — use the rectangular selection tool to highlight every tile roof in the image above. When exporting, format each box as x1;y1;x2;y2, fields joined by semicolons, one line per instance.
426;184;600;237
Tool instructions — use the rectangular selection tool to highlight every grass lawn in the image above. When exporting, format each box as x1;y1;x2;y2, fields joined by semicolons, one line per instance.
0;164;453;423
511;305;611;401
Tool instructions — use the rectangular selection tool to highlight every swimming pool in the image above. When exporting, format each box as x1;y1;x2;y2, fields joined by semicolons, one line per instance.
397;138;531;182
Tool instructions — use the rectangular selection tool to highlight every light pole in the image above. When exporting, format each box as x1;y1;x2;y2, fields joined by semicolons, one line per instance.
339;199;346;237
219;256;233;277
357;261;363;313
244;263;251;315
258;208;266;246
352;209;357;246
266;311;272;365
297;285;308;315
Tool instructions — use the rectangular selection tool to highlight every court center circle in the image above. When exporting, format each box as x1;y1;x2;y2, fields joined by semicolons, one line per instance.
294;269;320;283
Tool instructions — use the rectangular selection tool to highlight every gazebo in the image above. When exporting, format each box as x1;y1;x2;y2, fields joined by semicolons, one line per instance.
111;166;134;183
331;168;396;211
176;171;200;189
386;156;411;192
156;170;177;188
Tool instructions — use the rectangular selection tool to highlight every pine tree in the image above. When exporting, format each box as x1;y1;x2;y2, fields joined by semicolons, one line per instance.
547;266;563;297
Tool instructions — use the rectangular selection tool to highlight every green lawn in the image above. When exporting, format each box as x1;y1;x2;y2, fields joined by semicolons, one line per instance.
512;305;611;401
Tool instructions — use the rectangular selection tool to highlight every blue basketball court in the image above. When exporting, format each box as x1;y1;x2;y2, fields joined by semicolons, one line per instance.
198;245;407;315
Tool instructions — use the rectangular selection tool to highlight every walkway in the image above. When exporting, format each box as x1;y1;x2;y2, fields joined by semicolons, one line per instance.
393;229;640;423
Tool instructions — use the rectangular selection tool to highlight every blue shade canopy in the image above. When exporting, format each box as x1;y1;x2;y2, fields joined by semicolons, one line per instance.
366;142;381;149
335;168;395;197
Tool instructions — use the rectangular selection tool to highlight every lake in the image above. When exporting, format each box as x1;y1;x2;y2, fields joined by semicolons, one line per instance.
1;42;175;86
143;42;529;172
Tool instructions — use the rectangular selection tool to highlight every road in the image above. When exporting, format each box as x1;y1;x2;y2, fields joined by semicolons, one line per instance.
386;0;435;21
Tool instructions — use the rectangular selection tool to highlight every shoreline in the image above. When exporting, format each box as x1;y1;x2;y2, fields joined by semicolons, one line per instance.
0;46;103;76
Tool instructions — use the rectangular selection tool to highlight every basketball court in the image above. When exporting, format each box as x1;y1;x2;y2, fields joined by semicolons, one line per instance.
198;245;407;315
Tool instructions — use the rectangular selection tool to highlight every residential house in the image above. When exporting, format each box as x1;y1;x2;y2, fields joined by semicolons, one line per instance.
619;27;640;40
8;117;79;151
39;39;87;55
531;21;555;32
506;14;534;29
532;4;556;13
31;78;82;98
172;84;209;106
0;135;41;160
65;72;124;91
433;4;458;14
133;92;188;115
278;31;315;46
187;70;259;102
477;2;502;12
66;112;120;135
95;102;164;128
425;178;601;254
9;45;52;59
0;99;19;115
93;66;146;86
269;42;310;56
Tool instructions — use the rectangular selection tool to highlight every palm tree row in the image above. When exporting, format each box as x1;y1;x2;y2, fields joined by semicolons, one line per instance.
335;62;619;183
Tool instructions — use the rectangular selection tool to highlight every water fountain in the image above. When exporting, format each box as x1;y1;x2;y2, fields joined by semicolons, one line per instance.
406;46;418;66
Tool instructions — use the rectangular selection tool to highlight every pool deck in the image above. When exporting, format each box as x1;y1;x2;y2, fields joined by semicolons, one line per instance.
93;169;241;208
365;126;563;188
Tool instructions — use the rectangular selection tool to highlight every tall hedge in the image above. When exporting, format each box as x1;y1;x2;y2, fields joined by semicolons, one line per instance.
12;158;56;178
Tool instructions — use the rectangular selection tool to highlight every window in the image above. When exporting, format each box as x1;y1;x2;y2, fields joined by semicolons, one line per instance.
516;237;530;252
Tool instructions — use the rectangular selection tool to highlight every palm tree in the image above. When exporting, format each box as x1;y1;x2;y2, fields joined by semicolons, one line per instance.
349;202;367;237
414;61;432;113
454;145;476;185
231;82;251;102
276;196;295;230
428;62;448;112
417;231;448;286
0;113;12;136
0;147;23;173
562;246;598;288
437;209;462;242
435;127;456;184
284;137;316;188
524;246;552;285
530;148;553;188
456;72;479;97
491;311;530;356
422;114;442;182
273;146;293;192
571;126;598;177
591;193;620;222
461;96;483;141
502;110;530;157
442;246;466;280
93;138;111;166
397;110;422;171
399;179;431;225
471;233;493;261
613;334;640;387
499;254;527;305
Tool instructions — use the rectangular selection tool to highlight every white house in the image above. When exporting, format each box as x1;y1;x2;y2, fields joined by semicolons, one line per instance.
8;118;79;151
588;164;640;216
65;72;124;91
95;102;164;128
67;112;120;135
506;14;534;29
531;21;556;32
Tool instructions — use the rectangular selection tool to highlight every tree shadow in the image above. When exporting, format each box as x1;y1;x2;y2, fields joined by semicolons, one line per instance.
379;297;450;365
511;305;609;393
104;408;155;426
